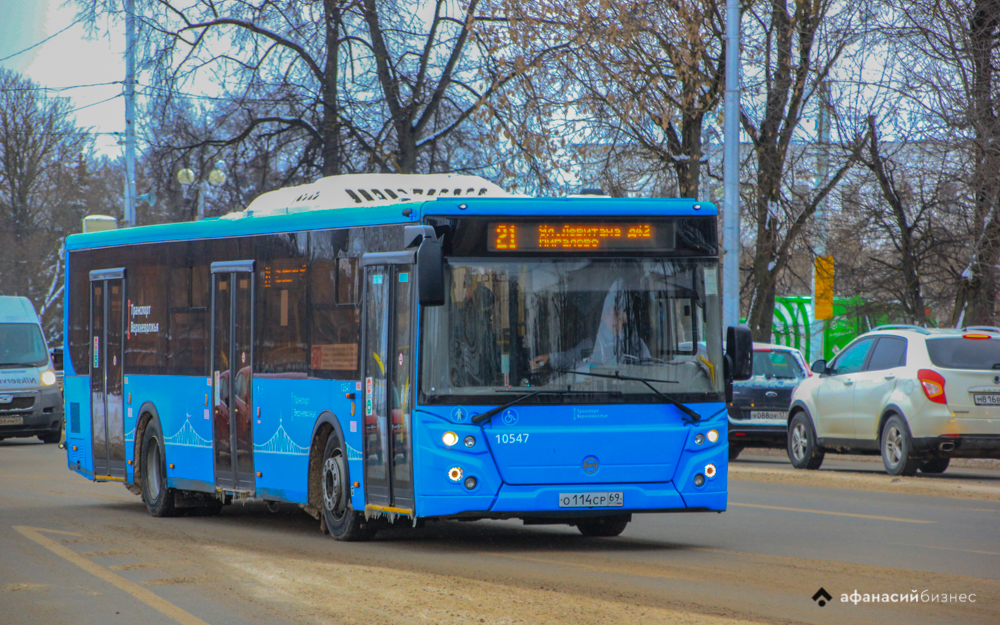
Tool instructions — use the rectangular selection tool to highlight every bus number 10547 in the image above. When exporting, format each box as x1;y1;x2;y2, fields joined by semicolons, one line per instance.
495;433;529;444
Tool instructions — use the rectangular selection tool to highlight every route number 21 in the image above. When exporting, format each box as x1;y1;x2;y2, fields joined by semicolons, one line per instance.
495;224;517;249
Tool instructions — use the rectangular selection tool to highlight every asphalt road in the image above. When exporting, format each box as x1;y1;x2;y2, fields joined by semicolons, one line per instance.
1;439;998;625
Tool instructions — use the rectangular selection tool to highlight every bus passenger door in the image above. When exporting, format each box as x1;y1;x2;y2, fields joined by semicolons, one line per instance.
211;261;256;493
361;264;415;512
89;269;126;480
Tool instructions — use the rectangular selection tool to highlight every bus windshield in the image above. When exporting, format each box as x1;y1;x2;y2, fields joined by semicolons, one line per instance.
420;258;724;402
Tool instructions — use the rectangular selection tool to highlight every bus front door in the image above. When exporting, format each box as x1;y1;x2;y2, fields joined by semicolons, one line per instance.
89;269;126;480
361;264;415;513
210;261;256;493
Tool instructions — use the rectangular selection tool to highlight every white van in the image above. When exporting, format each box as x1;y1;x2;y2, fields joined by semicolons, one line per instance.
0;296;62;443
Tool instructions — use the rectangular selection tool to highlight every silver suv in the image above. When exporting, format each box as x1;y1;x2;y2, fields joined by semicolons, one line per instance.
787;326;1000;475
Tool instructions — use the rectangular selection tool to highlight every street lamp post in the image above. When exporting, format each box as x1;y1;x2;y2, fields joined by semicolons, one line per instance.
177;162;227;220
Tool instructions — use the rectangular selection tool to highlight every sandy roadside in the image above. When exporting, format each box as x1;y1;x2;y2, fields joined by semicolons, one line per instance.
210;544;768;625
730;463;1000;503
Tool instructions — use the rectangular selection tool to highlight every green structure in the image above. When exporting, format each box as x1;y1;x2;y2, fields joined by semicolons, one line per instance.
771;295;879;362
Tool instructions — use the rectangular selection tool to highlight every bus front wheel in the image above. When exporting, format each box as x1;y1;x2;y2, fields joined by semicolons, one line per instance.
321;434;375;541
575;515;630;537
140;421;176;517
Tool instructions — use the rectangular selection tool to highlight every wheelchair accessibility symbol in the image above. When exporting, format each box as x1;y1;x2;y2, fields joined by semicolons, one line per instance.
501;409;519;426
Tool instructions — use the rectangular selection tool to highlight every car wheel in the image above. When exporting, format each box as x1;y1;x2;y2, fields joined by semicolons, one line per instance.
576;515;630;537
787;413;824;470
918;457;950;474
321;433;375;541
141;421;176;517
880;415;920;476
728;444;744;461
38;431;60;444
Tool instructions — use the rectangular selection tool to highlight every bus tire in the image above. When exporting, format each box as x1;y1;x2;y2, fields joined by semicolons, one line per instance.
321;433;374;541
576;515;629;537
140;420;176;517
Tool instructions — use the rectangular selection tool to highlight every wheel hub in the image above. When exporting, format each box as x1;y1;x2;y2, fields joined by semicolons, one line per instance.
146;440;161;500
885;427;902;465
322;455;345;516
791;423;807;460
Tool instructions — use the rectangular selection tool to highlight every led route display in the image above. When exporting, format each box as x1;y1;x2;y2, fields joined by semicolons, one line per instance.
487;221;675;252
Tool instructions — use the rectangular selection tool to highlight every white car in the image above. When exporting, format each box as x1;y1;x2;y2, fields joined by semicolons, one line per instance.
786;325;1000;475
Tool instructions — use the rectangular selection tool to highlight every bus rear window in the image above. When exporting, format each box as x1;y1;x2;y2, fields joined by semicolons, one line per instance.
925;337;1000;370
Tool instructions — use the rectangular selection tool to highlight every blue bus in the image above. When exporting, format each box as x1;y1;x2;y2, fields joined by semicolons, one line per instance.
63;174;751;540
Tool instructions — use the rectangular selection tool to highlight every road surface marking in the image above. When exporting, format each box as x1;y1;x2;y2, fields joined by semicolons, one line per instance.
14;526;209;625
730;503;933;524
901;543;1000;557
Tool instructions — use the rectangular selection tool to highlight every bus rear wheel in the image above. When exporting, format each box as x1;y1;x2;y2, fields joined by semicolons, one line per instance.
321;434;374;541
141;421;176;517
575;515;630;537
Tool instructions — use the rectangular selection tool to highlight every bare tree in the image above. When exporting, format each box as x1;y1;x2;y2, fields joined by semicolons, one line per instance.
739;0;875;340
0;68;113;338
882;0;1000;325
78;0;558;184
492;1;736;197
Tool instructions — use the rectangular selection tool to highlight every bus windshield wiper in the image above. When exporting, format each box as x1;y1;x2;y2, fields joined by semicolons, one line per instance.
471;388;570;424
552;369;704;424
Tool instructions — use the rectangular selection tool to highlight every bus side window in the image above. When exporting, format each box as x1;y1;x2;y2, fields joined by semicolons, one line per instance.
337;257;359;305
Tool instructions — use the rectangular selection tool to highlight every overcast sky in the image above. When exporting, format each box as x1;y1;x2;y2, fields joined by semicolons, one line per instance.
0;0;125;155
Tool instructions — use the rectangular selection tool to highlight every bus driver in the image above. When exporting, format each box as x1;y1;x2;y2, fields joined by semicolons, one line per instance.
531;279;650;370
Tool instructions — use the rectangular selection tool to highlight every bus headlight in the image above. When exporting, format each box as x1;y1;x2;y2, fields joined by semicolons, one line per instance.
464;435;476;448
442;431;459;447
40;369;57;386
694;433;705;445
694;473;705;487
705;463;717;478
707;429;719;443
448;467;463;481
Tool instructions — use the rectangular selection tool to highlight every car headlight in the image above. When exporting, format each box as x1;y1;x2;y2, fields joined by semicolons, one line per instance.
40;369;57;386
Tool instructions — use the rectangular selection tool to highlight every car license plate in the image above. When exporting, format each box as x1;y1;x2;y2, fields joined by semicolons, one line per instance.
0;416;24;426
558;492;624;508
751;411;785;421
973;394;1000;406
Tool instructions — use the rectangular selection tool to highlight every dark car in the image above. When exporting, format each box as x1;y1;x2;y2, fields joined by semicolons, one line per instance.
728;343;810;460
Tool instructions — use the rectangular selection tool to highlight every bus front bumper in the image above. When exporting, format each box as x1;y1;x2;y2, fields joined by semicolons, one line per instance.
418;481;727;519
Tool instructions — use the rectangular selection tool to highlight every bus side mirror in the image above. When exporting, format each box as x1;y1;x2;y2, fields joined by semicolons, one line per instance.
726;326;753;381
416;236;445;307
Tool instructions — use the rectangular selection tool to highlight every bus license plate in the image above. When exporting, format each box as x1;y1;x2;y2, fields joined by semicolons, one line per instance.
558;492;624;508
0;416;24;426
751;411;785;421
973;394;1000;406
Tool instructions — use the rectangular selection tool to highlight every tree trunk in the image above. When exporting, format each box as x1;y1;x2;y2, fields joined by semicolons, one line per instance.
321;0;343;177
673;116;704;199
963;0;1000;325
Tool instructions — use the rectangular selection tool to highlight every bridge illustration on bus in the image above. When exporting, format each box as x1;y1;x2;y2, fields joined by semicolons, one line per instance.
62;174;752;540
